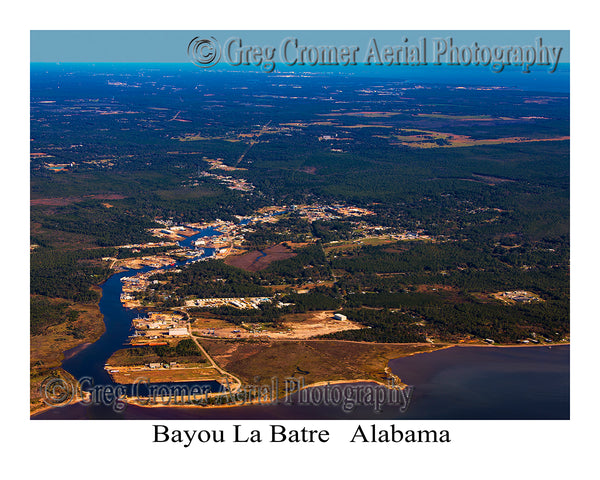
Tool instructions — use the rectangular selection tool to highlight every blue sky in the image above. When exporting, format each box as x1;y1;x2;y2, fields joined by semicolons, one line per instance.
31;30;569;63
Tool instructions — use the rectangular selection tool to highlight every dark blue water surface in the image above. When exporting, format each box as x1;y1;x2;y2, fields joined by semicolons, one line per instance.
60;268;146;386
387;345;569;420
178;226;222;248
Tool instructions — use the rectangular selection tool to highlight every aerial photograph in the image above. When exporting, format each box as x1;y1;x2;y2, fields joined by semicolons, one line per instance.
30;30;570;420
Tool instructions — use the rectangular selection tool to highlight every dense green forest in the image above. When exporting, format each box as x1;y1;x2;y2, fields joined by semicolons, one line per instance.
30;248;115;301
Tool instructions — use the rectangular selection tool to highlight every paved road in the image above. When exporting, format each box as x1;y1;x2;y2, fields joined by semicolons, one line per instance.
188;325;242;393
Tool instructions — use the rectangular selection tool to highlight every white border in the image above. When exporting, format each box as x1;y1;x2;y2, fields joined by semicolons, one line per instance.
4;1;598;478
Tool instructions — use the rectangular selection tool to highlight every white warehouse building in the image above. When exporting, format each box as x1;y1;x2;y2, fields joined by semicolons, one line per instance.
168;327;189;336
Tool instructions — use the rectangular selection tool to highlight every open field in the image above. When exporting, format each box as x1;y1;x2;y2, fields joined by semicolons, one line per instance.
386;129;570;148
414;113;504;121
199;338;442;394
191;315;236;331
265;280;336;292
323;236;396;254
106;365;221;384
335;124;394;129
224;243;297;271
318;111;404;118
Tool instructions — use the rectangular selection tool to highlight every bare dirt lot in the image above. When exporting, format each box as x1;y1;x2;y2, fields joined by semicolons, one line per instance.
192;310;364;340
224;243;297;272
115;255;175;270
272;311;364;339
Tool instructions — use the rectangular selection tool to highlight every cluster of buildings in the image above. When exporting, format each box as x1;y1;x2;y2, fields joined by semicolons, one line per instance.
517;332;555;344
289;204;375;222
120;271;166;305
115;241;177;250
389;230;432;241
198;171;255;192
494;290;541;304
131;312;189;341
148;225;198;241
111;201;438;321
185;296;273;309
203;157;247;172
113;202;410;334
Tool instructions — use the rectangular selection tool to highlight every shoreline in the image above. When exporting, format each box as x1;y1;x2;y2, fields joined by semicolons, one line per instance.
119;342;569;412
62;342;93;361
448;342;570;349
32;342;569;417
30;396;85;418
121;377;400;411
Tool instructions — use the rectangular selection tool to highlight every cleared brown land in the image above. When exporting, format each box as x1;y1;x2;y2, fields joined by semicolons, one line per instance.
471;174;515;185
272;311;364;339
470;292;497;303
319;111;404;118
30;194;126;206
414;113;503;121
192;310;363;340
115;255;175;270
191;315;237;331
335;124;394;129
323;237;395;254
389;129;570;149
107;366;221;384
224;243;297;272
414;284;466;303
199;338;442;393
